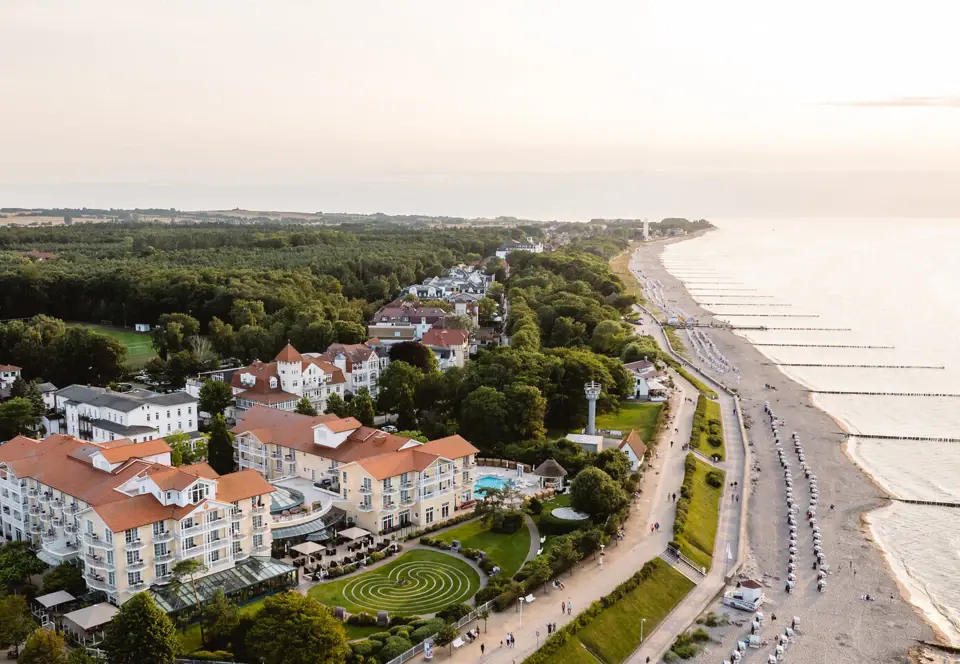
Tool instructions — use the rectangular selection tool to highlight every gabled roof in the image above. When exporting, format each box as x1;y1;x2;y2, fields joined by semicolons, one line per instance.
417;435;478;460
355;449;439;481
216;469;275;503
0;364;22;372
741;579;763;589
275;343;304;363
421;328;469;348
146;465;209;492
93;494;200;532
99;439;173;464
619;430;647;460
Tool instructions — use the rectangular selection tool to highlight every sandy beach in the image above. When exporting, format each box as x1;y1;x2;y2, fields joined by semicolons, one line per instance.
631;237;937;664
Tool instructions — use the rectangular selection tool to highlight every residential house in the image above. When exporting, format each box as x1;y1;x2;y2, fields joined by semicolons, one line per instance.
48;385;198;444
232;407;479;536
0;434;279;607
420;328;470;369
623;360;662;400
312;343;383;398
0;364;22;389
368;300;449;344
404;266;492;301
494;238;544;259
618;430;647;472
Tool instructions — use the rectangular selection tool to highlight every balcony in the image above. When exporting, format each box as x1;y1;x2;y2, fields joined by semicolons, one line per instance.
65;503;80;515
233;550;250;561
87;576;115;592
126;558;146;571
125;538;146;551
28;489;39;498
382;485;398;495
231;510;244;521
28;505;40;516
50;499;63;509
252;504;267;514
210;557;232;570
64;524;78;535
154;551;175;563
381;503;398;513
30;523;42;534
254;542;270;553
357;503;374;512
42;530;59;543
269;451;282;460
38;510;51;522
153;530;174;544
84;533;111;549
39;493;52;504
358;485;372;495
128;581;146;592
253;522;268;532
401;496;415;506
326;467;339;476
231;531;245;540
85;554;115;570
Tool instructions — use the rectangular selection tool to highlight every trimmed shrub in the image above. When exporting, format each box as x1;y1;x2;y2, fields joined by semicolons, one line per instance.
436;602;471;623
410;619;446;644
389;615;415;627
189;651;235;661
378;636;414;661
348;611;378;626
705;470;723;488
368;631;391;642
491;509;524;534
527;496;543;515
350;640;381;657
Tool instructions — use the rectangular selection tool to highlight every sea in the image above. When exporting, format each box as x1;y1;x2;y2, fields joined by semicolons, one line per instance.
660;218;960;645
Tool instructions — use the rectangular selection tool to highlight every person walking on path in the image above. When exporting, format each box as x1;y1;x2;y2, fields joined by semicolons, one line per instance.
567;599;573;615
481;644;485;655
562;601;566;614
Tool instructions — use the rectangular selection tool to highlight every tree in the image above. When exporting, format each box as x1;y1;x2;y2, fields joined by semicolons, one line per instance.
25;381;46;418
65;648;98;664
247;592;348;664
503;383;546;442
346;388;373;426
376;361;423;415
0;594;35;657
459;386;507;451
477;607;491;633
19;628;67;664
570;466;628;521
547;535;582;576
549;316;587;348
388;342;438;374
206;413;235;475
165;351;202;389
590;320;629;355
42;563;86;596
201;590;239;651
295;396;318;416
9;375;29;399
396;430;428;443
151;313;200;360
486;281;505;302
510;326;540;352
478;297;497;325
198;380;234;417
435;623;460;655
323;392;348;417
521;555;552;592
397;389;418;431
0;397;42;439
172;558;207;644
443;314;476;333
334;320;366;344
594;448;632;484
166;431;204;467
102;593;178;664
230;299;266;328
0;541;46;589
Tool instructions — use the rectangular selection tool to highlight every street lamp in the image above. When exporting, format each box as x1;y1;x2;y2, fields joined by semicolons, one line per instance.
640;617;647;644
518;596;525;627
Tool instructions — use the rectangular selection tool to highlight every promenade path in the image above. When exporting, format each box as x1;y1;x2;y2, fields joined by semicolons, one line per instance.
437;382;696;663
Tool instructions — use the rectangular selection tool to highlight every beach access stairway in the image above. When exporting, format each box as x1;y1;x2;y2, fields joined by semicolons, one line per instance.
660;546;707;583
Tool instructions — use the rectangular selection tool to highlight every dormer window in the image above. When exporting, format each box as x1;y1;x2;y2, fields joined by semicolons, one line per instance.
269;377;278;389
189;484;209;504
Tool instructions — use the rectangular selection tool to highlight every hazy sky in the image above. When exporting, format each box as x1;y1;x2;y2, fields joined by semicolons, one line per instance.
3;1;960;218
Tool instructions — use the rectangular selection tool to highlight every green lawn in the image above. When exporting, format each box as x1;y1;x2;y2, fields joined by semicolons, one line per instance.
308;550;480;615
178;596;270;652
435;518;531;579
594;402;663;441
675;456;724;571
547;640;608;664
71;322;156;367
576;563;695;664
688;395;726;461
663;325;691;360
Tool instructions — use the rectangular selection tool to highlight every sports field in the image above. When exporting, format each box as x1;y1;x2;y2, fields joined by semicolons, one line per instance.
71;323;156;366
308;550;481;615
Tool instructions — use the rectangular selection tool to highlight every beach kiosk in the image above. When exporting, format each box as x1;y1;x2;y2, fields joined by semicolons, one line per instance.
723;579;765;612
533;458;568;490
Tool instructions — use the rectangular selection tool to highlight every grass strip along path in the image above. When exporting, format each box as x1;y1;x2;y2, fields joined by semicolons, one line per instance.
308;549;480;615
434;518;531;579
688;394;726;460
673;454;724;572
594;402;662;442
523;559;695;664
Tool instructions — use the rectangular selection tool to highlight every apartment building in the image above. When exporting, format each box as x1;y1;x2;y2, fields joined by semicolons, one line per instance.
404;266;492;301
368;300;449;345
48;385;198;444
0;434;276;607
312;343;387;398
420;328;470;369
232;407;479;535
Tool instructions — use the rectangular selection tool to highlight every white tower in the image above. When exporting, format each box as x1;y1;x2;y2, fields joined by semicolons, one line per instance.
585;381;602;435
642;218;650;241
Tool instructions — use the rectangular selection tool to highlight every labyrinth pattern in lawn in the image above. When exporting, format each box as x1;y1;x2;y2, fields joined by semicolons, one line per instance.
342;560;474;613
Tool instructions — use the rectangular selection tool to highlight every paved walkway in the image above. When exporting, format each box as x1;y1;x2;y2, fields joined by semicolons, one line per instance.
522;514;541;564
436;388;696;663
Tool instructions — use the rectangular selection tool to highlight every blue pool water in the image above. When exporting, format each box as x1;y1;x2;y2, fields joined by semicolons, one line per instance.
473;475;512;498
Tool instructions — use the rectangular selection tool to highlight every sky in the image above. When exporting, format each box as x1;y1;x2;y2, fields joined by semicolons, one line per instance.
2;1;960;219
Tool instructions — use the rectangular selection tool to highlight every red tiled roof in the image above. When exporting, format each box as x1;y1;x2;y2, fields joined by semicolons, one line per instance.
275;343;303;362
417;435;478;460
216;469;275;503
355;449;438;481
99;440;172;464
421;328;469;348
0;364;22;372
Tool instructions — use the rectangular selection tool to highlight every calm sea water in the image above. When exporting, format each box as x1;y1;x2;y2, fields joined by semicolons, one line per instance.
662;218;960;644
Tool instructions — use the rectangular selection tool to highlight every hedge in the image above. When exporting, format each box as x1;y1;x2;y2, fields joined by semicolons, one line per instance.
403;512;477;541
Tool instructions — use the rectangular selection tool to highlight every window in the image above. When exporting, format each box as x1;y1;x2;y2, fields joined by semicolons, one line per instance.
108;571;115;587
125;529;139;543
210;549;220;563
106;550;114;565
184;536;196;550
424;507;434;525
254;534;263;549
127;571;141;586
382;516;393;531
156;563;169;578
152;521;165;537
86;520;93;534
382;479;392;492
232;542;242;556
105;529;113;544
188;420;193;429
252;515;263;529
182;517;194;530
462;471;469;483
177;408;181;416
441;503;450;519
167;424;171;433
166;410;171;418
178;422;182;430
189;484;208;504
154;543;167;558
126;550;140;565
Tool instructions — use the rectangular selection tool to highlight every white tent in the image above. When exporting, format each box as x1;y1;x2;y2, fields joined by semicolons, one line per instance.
291;542;324;556
339;527;372;541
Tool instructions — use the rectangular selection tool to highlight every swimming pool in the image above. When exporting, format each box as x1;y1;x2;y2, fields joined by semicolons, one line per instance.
473;475;512;498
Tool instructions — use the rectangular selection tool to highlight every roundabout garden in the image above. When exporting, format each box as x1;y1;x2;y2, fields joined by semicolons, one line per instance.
308;549;481;615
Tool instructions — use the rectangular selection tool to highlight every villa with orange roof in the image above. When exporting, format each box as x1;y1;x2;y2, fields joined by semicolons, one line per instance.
0;433;289;610
232;406;480;536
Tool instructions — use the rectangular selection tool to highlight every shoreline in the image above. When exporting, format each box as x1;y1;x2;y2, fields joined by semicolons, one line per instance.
631;235;935;663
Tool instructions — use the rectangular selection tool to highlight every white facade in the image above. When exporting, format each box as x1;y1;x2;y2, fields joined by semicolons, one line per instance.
0;365;22;388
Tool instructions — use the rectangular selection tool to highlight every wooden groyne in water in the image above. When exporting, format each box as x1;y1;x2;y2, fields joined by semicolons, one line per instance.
770;363;943;369
812;390;960;397
753;343;894;349
689;294;773;298
847;434;960;442
891;498;960;508
691;325;851;331
715;314;819;318
687;288;758;292
699;302;792;307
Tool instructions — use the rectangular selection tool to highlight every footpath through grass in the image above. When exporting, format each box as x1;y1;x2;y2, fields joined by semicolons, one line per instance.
435;518;531;578
594;402;662;441
673;454;724;571
524;559;695;664
663;325;691;360
688;395;726;461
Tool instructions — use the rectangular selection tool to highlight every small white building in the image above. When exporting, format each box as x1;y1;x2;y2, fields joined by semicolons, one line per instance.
420;328;470;369
495;238;544;259
623;359;663;400
618;430;647;472
0;364;22;389
134;323;151;332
